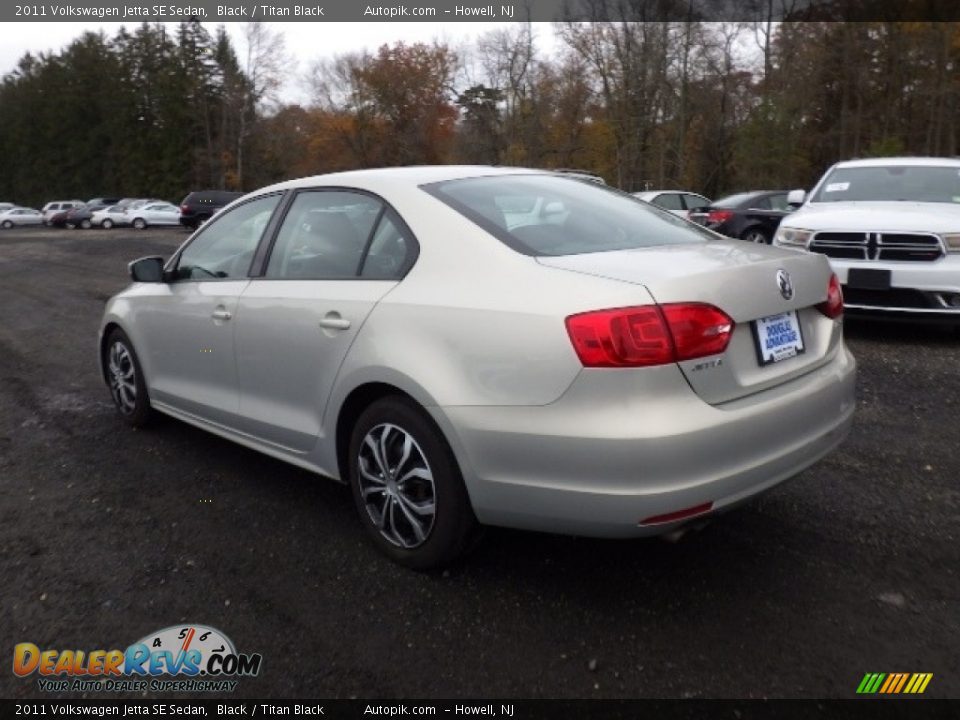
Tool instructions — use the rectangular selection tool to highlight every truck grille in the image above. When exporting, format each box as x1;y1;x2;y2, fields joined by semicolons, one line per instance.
809;232;943;262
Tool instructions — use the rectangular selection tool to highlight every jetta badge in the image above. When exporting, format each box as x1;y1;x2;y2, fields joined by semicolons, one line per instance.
776;269;794;300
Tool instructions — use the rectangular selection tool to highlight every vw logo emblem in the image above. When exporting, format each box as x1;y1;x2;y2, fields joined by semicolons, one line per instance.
776;269;794;300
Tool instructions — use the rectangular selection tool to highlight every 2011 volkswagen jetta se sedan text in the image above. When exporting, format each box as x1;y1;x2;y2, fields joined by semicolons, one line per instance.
99;166;856;568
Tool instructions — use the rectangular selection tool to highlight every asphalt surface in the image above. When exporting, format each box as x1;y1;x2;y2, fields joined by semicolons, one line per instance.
0;226;957;700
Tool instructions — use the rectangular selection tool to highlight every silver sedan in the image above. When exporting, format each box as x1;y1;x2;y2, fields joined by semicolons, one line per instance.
98;167;856;568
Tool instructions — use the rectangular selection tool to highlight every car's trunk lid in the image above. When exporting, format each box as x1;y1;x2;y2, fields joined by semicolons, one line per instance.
537;240;841;404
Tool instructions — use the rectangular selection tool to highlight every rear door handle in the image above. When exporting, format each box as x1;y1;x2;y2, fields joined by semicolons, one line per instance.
211;308;232;321
319;315;351;330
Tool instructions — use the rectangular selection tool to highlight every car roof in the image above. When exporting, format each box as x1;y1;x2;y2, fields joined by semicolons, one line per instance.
833;156;960;169
635;190;703;197
254;165;554;196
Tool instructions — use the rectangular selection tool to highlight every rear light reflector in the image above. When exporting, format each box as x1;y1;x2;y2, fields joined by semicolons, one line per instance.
707;209;733;224
817;273;843;319
565;303;734;368
640;501;714;526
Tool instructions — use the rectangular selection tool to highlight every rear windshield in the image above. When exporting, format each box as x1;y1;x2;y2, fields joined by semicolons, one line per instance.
423;174;711;256
811;165;960;203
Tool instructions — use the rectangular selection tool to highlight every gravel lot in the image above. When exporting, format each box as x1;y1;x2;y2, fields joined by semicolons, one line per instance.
1;226;958;699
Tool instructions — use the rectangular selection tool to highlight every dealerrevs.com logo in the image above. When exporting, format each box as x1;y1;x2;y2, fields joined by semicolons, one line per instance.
13;625;262;693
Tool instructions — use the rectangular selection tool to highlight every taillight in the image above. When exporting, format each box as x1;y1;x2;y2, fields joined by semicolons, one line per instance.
180;204;189;213
565;303;734;368
818;273;843;319
661;304;735;360
707;209;733;225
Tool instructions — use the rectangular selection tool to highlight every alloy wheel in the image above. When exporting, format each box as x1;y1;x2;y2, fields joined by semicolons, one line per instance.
357;423;436;549
107;341;137;415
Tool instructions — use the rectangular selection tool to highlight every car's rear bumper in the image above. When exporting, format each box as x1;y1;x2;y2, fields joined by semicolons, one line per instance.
431;345;856;538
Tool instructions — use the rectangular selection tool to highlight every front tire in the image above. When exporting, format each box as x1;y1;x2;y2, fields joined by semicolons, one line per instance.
132;218;146;230
348;396;479;570
104;329;152;427
1;220;12;229
80;219;92;229
102;219;113;229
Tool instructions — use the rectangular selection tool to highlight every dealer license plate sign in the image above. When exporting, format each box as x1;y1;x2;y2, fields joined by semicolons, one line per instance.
753;311;805;366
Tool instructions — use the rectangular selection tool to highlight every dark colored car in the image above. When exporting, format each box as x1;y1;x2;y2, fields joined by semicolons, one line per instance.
64;204;110;229
179;190;243;229
48;209;76;228
688;191;793;244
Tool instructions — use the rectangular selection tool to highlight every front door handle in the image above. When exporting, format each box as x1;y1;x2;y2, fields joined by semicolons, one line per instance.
211;308;232;321
319;314;351;330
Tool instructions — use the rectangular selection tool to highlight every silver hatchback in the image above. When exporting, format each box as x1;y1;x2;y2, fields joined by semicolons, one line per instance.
99;167;856;568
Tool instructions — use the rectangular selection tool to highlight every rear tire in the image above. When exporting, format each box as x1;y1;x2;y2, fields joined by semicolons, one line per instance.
741;227;770;244
104;328;153;428
348;396;479;570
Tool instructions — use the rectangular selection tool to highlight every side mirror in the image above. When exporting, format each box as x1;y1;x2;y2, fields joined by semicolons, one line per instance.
787;189;806;208
129;256;166;283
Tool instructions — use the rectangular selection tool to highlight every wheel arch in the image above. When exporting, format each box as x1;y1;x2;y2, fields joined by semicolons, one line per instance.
98;321;124;385
335;382;423;484
332;379;472;500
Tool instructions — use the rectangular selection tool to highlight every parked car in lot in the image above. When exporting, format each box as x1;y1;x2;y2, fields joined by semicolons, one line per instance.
128;202;181;229
100;166;855;568
86;197;123;207
91;205;130;229
121;198;162;212
634;190;711;218
689;191;793;243
42;200;85;225
774;156;960;321
0;207;43;228
0;202;16;213
64;203;110;229
179;190;243;229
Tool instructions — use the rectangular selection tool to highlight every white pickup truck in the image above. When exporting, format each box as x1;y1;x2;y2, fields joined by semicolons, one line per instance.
774;156;960;321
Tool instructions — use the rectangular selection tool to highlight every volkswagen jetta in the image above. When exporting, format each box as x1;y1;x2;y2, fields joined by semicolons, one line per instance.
99;167;856;568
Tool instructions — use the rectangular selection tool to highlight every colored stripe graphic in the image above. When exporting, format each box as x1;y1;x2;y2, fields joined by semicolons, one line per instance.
915;673;933;694
857;673;932;694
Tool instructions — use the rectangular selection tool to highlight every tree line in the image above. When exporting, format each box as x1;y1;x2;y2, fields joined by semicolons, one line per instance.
0;20;957;208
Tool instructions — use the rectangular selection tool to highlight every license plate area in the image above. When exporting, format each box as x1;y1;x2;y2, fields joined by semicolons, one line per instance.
752;310;806;366
847;268;891;290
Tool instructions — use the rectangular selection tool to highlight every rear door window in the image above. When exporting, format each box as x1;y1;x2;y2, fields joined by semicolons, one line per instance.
652;193;683;211
265;191;382;279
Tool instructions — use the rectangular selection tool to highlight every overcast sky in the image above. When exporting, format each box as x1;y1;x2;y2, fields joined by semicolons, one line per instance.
0;22;560;104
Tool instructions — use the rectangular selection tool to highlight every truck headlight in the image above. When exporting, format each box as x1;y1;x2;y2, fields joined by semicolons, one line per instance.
774;228;812;249
942;234;960;253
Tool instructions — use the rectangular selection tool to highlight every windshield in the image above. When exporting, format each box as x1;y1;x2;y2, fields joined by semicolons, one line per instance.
423;175;712;257
811;165;960;204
